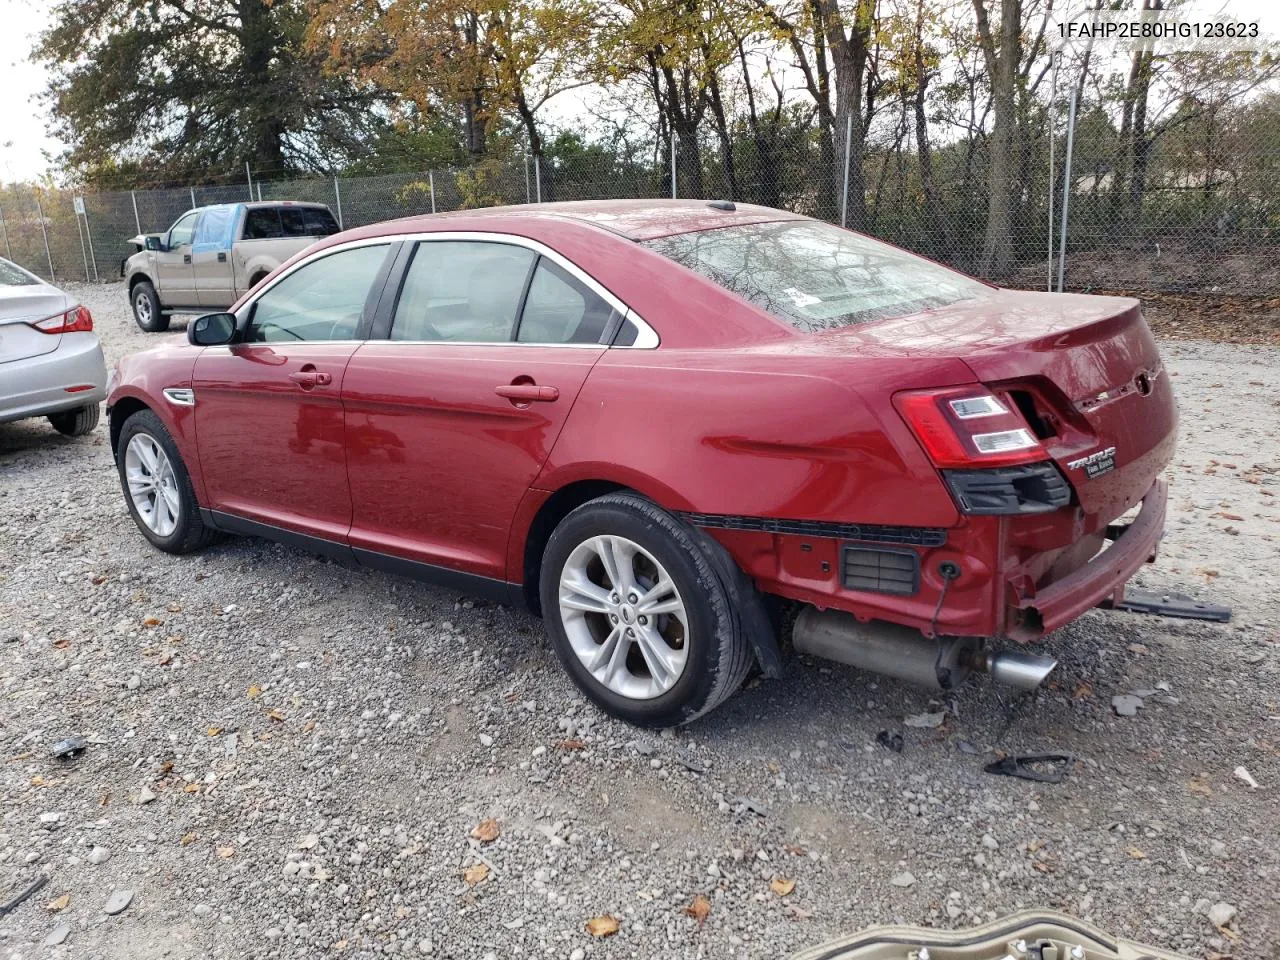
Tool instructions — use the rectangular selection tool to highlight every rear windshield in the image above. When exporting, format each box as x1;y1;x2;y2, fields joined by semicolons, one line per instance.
0;259;38;286
643;220;988;332
242;206;339;240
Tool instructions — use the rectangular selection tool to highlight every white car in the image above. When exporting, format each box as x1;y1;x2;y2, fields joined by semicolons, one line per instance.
0;257;106;436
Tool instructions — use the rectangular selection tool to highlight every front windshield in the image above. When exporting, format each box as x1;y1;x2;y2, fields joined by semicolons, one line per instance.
643;220;989;332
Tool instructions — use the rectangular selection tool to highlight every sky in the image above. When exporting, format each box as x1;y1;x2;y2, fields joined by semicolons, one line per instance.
0;0;1277;184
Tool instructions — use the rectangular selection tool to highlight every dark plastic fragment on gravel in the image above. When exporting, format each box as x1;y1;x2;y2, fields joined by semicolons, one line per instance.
875;730;904;753
51;736;87;760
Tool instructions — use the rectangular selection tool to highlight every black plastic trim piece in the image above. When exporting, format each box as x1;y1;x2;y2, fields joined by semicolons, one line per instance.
841;545;920;595
942;461;1072;515
201;509;523;607
681;512;947;547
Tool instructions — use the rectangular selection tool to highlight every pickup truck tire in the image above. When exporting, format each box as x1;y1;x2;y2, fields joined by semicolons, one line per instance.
131;281;169;333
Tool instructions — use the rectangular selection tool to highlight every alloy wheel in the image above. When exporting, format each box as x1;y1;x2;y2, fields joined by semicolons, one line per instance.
558;535;689;700
124;433;180;537
135;291;152;324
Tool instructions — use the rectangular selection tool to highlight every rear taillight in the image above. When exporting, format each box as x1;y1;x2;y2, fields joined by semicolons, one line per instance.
33;305;94;335
894;387;1048;468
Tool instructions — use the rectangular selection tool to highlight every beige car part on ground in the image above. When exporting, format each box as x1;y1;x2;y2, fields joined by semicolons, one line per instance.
792;911;1189;960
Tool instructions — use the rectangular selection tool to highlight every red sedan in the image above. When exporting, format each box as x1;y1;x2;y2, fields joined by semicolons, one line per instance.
107;200;1176;726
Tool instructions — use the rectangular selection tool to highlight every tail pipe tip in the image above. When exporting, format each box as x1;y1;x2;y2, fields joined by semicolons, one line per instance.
984;649;1059;691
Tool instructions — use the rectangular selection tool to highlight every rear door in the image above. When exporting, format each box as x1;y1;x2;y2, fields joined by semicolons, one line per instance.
192;240;396;542
342;237;616;580
192;205;239;308
156;211;199;306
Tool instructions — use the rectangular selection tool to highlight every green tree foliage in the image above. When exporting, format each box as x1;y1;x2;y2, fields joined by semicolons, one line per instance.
36;0;391;186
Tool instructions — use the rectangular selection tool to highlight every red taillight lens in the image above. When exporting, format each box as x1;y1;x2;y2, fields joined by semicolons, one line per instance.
33;305;94;335
894;387;1048;468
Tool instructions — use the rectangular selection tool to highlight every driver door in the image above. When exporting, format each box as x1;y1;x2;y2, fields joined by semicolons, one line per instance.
192;241;395;543
156;211;200;305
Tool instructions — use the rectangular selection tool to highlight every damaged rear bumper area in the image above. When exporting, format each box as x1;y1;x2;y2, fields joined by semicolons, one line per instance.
1008;478;1167;642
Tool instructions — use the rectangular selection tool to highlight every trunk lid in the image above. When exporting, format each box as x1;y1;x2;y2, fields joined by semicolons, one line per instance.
829;289;1177;521
0;284;71;364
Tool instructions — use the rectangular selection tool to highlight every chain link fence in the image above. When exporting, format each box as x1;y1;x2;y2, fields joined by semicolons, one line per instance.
2;107;1277;298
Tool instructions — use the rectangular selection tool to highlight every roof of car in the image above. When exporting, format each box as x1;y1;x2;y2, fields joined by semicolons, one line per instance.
374;199;808;242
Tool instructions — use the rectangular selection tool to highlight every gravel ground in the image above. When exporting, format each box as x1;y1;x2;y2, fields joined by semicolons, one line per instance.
1;282;1277;960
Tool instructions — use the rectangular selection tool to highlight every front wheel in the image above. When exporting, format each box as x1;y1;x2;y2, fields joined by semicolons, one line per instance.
539;493;753;727
48;403;100;436
116;409;217;553
131;281;169;333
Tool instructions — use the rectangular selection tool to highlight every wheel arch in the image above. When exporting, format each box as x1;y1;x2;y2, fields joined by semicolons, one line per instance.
108;395;152;455
127;271;154;294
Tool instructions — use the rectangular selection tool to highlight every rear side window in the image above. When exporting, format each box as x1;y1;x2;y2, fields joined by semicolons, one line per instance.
280;207;340;237
243;208;282;240
194;206;235;247
517;259;618;344
248;244;389;342
643;220;988;332
390;241;535;342
0;259;37;286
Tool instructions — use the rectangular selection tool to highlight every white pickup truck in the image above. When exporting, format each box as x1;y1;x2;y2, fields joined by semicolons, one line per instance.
122;201;340;332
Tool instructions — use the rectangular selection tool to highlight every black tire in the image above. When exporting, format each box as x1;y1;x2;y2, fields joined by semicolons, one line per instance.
115;409;218;554
47;403;100;437
130;281;169;333
539;493;754;727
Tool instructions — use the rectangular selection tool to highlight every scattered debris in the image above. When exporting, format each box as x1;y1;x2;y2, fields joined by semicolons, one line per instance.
984;753;1073;784
1233;766;1260;789
1112;694;1145;717
675;751;707;774
43;922;71;947
890;871;916;888
683;894;712;924
102;889;134;916
770;877;796;897
875;730;904;753
1208;902;1238;930
470;819;500;844
1104;589;1232;622
50;736;87;760
0;876;48;918
585;915;620;937
903;711;946;729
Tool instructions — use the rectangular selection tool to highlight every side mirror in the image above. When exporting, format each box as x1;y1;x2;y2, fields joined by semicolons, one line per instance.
188;312;238;346
144;235;165;252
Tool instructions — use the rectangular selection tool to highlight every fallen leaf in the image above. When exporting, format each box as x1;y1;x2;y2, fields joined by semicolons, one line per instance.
1125;846;1147;859
462;863;489;887
216;846;234;859
52;638;70;649
784;844;807;856
1072;681;1093;700
47;893;70;912
559;738;586;751
183;783;200;794
143;616;163;627
770;877;796;897
167;603;182;613
302;719;317;734
683;894;712;924
1189;775;1213;797
247;684;262;699
30;775;47;787
585;915;620;937
180;832;198;845
91;574;108;585
470;819;501;843
267;708;286;722
207;726;223;737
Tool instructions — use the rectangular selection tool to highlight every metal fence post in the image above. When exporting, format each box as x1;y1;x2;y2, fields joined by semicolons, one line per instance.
429;171;436;214
131;190;142;235
534;156;542;204
75;204;91;280
841;111;853;228
83;205;99;282
333;176;344;228
1046;54;1059;292
34;194;55;281
190;186;197;209
1056;83;1078;294
246;162;254;201
671;139;677;199
524;153;531;204
0;201;12;260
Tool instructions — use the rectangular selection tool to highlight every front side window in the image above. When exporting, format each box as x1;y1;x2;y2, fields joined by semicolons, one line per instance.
517;259;617;344
643;220;988;333
168;212;199;248
247;244;389;342
390;241;535;342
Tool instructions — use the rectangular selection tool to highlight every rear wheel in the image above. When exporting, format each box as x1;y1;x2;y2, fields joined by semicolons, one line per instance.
116;409;216;553
539;493;753;727
48;403;100;437
131;281;169;333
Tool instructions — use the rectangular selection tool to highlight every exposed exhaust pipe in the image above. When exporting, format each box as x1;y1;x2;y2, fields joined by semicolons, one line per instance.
791;608;1057;691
